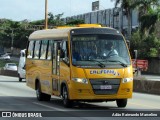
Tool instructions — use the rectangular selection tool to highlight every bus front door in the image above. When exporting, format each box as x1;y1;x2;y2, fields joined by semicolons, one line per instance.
52;42;61;96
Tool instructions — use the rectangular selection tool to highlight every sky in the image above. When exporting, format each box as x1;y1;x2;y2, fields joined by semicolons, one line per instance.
0;0;115;21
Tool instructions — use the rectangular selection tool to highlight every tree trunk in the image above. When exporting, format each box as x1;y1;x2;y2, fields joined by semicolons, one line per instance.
127;10;132;40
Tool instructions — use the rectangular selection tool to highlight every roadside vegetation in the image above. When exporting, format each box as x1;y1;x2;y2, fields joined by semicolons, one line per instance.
0;60;18;69
1;0;160;58
112;0;160;58
0;13;84;50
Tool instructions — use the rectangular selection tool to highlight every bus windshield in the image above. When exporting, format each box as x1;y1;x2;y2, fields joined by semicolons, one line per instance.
71;34;131;68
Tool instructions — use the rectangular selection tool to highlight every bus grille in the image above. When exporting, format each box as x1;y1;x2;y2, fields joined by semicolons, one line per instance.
90;79;121;95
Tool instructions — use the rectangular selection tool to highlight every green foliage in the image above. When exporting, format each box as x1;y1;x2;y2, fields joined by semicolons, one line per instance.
139;7;160;35
149;48;158;57
130;31;160;58
66;19;85;25
48;12;64;26
0;20;33;49
0;60;18;68
0;13;65;50
112;0;160;58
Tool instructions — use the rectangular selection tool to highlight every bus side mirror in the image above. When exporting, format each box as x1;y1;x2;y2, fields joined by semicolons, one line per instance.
23;65;26;69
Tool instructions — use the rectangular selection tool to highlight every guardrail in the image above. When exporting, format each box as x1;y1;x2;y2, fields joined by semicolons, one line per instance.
0;70;18;77
133;79;160;95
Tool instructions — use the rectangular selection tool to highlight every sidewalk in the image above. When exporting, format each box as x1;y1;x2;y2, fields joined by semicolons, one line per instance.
141;74;160;81
134;73;160;81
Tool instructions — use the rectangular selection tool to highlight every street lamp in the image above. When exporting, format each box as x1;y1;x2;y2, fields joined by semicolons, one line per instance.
11;29;14;54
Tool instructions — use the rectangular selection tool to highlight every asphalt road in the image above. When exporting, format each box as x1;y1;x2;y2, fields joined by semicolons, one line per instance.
0;75;160;120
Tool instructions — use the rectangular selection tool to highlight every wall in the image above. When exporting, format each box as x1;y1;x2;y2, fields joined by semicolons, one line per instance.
145;58;160;74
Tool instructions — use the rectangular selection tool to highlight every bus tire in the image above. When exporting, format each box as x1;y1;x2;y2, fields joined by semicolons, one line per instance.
62;85;73;108
18;74;22;82
36;81;44;101
116;99;127;108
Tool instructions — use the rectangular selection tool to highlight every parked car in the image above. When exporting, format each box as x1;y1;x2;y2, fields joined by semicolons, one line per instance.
3;63;17;71
0;53;10;60
18;49;26;82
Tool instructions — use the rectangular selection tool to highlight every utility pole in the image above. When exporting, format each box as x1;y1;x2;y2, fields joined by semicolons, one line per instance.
45;0;48;29
11;29;14;55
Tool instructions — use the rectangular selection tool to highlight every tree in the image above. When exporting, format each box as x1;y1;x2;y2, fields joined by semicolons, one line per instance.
132;0;159;18
111;0;133;39
139;8;160;35
130;31;160;58
48;12;64;26
66;19;85;25
131;0;160;36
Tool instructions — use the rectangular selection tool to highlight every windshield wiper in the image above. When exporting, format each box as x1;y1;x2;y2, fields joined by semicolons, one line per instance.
87;60;105;68
104;60;128;67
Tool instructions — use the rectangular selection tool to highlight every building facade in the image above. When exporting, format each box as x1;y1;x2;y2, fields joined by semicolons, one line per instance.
62;8;139;39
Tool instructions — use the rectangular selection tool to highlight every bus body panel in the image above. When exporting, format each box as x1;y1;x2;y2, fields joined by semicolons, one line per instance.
26;59;52;95
68;65;133;100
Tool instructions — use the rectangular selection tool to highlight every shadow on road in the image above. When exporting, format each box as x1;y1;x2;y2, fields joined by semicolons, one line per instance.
49;98;117;110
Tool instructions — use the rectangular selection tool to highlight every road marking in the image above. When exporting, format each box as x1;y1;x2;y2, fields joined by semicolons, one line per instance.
129;102;160;109
33;102;66;111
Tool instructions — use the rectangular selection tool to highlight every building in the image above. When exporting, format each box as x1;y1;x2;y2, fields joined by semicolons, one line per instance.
62;7;139;39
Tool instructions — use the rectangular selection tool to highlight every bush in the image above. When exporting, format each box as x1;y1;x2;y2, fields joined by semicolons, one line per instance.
130;31;160;58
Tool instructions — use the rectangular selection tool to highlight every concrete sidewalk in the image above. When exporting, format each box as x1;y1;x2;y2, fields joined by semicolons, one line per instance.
141;74;160;81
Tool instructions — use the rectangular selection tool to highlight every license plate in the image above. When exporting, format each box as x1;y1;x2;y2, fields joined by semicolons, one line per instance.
100;85;112;90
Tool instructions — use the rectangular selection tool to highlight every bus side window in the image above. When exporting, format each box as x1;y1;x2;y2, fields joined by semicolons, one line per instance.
27;41;34;58
61;40;69;64
47;40;52;60
52;42;57;74
33;41;41;59
40;40;48;59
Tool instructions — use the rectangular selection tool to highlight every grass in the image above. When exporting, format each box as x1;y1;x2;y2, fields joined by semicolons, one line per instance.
0;60;18;68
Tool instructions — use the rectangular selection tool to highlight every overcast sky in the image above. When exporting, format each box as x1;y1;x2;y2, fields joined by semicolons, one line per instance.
0;0;115;21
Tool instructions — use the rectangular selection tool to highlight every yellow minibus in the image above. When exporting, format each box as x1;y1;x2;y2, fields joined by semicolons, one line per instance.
26;24;133;108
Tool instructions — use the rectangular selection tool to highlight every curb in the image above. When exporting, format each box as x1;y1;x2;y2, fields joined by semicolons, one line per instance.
133;79;160;95
0;70;18;77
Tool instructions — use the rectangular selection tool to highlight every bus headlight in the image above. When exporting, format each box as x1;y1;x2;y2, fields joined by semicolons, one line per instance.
122;78;133;83
72;78;88;84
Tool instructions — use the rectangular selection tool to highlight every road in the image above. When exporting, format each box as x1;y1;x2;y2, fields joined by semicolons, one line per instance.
0;75;160;120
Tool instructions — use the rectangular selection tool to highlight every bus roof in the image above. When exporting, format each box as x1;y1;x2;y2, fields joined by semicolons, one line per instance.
29;24;119;40
29;27;74;40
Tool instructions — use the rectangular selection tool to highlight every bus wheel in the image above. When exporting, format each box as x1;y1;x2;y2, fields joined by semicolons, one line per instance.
36;82;44;101
18;74;22;82
62;86;73;108
116;99;127;108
